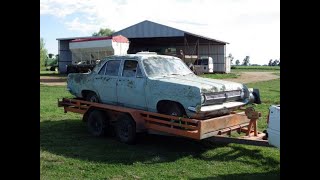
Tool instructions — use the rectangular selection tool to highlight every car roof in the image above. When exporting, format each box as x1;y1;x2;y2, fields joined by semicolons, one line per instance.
102;54;181;61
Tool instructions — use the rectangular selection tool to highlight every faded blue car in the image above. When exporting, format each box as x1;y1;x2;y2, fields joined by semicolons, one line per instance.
67;53;260;119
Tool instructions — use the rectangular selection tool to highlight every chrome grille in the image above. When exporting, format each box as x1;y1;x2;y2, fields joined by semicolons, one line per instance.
204;90;242;105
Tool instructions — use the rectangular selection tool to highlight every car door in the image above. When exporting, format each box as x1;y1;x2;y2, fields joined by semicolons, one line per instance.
117;60;147;110
92;60;121;104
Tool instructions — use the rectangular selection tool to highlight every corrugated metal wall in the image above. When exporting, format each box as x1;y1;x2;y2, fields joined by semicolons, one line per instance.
176;44;227;72
58;40;72;73
113;20;184;38
198;44;226;72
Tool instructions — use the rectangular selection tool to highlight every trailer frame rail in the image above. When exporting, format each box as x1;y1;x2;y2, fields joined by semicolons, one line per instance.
58;98;270;146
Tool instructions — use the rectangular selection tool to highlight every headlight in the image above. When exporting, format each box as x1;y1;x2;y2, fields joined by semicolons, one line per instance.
201;94;206;104
240;90;245;99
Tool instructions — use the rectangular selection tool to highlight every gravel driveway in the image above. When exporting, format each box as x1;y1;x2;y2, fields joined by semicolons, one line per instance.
224;72;279;84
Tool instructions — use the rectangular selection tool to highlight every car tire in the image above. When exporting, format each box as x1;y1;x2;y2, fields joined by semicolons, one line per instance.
161;102;184;117
87;110;107;137
86;92;100;103
115;114;136;144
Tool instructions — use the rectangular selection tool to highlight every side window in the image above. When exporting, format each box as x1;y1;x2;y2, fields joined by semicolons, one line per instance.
98;62;107;75
105;60;121;76
122;60;140;77
136;63;143;77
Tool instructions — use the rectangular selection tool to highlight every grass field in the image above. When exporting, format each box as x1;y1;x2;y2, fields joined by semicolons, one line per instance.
231;66;280;73
40;71;67;78
232;66;280;70
40;78;280;179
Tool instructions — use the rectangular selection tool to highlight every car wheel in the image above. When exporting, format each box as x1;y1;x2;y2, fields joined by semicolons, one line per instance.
162;102;184;117
87;110;107;137
115;114;136;144
86;92;100;103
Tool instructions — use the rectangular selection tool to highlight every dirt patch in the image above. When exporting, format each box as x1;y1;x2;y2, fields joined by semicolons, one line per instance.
40;76;67;86
224;72;279;84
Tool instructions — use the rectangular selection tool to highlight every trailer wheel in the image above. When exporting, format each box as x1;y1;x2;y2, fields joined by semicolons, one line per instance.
115;114;136;144
87;110;107;137
86;92;100;103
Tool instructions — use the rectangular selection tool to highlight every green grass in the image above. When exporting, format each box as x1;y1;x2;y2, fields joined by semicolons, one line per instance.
40;71;67;78
273;72;280;76
40;79;280;179
232;66;280;70
200;73;239;79
231;66;280;73
245;79;280;130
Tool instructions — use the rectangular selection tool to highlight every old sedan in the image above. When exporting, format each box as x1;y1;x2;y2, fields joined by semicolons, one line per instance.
67;53;260;119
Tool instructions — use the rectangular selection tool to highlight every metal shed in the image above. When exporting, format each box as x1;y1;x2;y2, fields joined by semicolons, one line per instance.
57;20;230;73
113;20;230;73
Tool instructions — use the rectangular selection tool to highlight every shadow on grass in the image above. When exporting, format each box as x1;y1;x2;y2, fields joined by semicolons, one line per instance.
190;170;280;180
40;119;279;168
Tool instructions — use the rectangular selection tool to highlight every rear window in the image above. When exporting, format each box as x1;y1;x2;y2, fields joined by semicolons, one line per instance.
194;59;208;65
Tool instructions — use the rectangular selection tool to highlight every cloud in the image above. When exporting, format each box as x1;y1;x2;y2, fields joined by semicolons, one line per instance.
65;17;100;34
40;0;80;17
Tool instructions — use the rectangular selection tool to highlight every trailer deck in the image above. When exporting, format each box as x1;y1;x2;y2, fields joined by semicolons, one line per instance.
58;98;271;147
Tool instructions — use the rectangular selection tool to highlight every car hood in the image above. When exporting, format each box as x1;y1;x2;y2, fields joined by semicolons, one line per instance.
151;74;245;93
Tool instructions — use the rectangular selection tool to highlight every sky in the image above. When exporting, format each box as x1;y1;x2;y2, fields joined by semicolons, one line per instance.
40;0;280;65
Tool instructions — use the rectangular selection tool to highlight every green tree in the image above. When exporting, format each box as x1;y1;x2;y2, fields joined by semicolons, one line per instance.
40;38;48;69
228;53;234;65
272;59;279;66
92;28;115;36
268;59;273;66
242;56;250;66
235;60;240;65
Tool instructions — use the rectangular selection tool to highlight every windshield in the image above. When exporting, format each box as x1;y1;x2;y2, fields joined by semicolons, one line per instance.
142;56;193;77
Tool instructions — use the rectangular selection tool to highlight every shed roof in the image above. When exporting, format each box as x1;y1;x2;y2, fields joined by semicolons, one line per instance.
113;20;228;44
57;20;228;44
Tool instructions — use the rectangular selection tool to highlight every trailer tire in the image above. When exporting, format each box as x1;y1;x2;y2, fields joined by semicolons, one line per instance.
86;92;100;103
115;114;136;144
87;110;107;137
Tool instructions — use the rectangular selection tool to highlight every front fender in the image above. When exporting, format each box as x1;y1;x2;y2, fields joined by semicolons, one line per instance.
146;80;201;112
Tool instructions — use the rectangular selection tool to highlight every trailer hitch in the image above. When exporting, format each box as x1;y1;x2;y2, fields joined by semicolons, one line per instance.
245;107;261;136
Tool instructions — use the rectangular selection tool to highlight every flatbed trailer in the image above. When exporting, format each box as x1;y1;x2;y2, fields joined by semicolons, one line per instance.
58;98;272;147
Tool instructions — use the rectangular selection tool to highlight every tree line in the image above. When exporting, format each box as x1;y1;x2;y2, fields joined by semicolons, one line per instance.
228;53;280;66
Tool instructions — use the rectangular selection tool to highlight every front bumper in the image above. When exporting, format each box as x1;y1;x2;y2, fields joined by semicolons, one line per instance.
188;101;246;119
188;101;246;113
188;89;261;119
